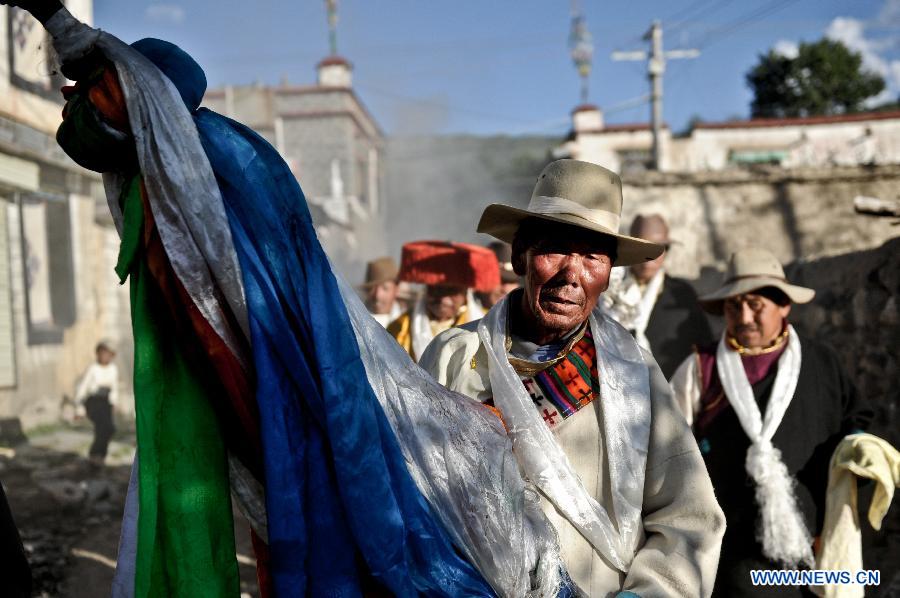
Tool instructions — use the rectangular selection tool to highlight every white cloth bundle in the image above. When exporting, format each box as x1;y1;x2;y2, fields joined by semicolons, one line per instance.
603;269;665;351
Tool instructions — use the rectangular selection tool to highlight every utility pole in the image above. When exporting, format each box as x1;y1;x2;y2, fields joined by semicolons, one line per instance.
612;21;699;170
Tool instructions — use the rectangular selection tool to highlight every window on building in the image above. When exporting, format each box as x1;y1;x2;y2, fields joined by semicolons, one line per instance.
19;193;76;344
617;148;653;174
7;7;66;101
728;149;788;166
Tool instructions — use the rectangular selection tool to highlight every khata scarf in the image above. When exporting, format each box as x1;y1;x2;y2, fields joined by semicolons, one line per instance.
603;269;664;351
716;325;814;567
478;297;651;572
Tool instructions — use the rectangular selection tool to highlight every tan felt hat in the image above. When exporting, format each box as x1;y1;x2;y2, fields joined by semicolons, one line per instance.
700;247;815;313
476;159;664;267
358;256;399;289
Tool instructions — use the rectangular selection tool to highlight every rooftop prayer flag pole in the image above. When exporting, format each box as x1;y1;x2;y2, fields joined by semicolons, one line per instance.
569;0;594;103
326;0;338;55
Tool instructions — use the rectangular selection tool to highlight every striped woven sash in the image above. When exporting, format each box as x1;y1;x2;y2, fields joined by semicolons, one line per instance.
522;329;599;430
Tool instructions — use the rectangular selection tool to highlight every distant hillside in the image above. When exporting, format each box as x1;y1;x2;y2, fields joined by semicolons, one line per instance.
383;135;561;258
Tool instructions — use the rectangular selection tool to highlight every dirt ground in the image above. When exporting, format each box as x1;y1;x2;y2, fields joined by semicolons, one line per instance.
4;424;899;597
1;424;259;597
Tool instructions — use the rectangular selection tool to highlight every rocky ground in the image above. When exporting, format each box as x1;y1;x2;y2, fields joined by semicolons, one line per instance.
1;424;259;597
4;422;899;597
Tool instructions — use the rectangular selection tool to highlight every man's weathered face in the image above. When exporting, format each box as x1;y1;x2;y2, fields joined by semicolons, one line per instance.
425;284;467;321
723;291;791;348
366;280;398;315
521;233;613;336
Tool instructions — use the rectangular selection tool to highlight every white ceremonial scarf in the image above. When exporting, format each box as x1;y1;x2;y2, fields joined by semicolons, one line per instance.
410;297;434;361
477;296;652;572
410;290;483;361
372;302;402;328
716;325;815;567
603;269;665;351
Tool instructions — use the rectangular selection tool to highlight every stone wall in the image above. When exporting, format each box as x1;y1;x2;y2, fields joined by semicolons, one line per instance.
787;238;900;594
621;165;900;281
787;237;899;448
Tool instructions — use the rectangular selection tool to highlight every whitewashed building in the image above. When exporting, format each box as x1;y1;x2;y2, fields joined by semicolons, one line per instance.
0;2;133;429
558;104;900;174
203;56;386;280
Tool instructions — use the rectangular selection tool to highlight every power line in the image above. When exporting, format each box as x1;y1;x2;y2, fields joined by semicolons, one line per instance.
667;0;738;36
664;0;729;33
694;0;807;50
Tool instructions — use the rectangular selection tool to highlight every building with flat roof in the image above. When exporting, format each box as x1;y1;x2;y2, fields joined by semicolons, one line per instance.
0;2;134;428
203;56;386;279
558;104;900;174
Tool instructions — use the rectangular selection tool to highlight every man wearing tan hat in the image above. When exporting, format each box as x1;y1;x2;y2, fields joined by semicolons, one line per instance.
670;247;872;597
359;256;402;328
603;214;714;378
420;159;725;597
388;241;499;361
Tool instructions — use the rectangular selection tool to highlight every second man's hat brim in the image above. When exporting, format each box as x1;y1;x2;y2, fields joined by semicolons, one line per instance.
477;204;664;267
699;276;815;314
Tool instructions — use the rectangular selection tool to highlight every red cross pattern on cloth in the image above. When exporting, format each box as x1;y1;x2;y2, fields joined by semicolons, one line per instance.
542;409;558;426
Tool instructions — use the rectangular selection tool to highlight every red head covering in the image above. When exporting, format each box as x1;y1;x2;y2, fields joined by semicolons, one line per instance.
399;241;500;292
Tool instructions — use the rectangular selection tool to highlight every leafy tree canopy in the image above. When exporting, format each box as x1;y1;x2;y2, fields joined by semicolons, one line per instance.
747;38;886;118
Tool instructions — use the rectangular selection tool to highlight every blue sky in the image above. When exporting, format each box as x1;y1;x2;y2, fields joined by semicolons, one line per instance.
94;0;899;136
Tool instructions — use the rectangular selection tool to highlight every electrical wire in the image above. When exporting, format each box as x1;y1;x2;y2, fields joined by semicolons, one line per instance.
694;0;808;49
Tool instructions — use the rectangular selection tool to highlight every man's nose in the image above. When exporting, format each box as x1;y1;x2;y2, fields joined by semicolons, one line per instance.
558;254;582;283
740;302;755;324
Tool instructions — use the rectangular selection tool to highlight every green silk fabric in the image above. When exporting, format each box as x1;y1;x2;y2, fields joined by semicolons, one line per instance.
117;175;239;597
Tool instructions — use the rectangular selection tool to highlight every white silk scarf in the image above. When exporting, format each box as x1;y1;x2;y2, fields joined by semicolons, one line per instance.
478;296;651;572
716;326;815;567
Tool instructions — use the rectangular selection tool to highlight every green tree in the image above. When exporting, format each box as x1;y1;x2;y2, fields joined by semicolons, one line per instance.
747;38;886;118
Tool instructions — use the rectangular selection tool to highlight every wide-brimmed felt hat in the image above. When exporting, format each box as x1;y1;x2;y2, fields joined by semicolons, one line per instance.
358;256;399;289
700;247;815;313
399;241;500;292
477;159;664;267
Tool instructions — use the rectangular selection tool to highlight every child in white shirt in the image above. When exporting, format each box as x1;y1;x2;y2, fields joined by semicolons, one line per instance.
74;342;119;465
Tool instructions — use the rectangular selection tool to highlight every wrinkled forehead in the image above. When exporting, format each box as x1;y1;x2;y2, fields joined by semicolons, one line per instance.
723;287;791;308
526;221;615;254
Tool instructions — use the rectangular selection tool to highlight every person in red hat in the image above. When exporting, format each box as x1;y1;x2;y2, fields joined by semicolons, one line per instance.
475;241;521;311
388;241;499;361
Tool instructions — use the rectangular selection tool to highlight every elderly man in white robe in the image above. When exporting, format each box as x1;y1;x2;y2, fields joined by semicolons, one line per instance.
421;159;726;598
